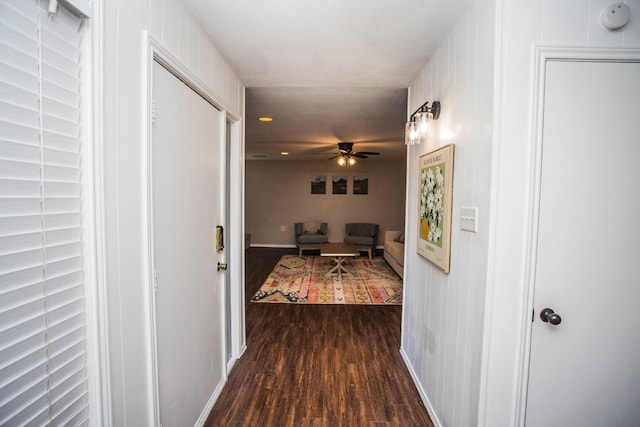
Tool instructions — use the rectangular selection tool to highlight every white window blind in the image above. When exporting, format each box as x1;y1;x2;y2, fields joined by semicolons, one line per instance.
0;0;89;425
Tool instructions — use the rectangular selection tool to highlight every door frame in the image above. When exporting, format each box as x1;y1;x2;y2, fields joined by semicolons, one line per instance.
142;34;246;425
514;46;640;425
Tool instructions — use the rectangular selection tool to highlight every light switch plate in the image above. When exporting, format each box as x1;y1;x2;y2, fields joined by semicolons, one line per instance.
461;207;478;233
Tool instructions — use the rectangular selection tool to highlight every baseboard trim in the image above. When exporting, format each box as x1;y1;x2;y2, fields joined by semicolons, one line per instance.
225;355;237;374
249;244;385;249
250;243;297;248
194;377;226;427
399;347;442;427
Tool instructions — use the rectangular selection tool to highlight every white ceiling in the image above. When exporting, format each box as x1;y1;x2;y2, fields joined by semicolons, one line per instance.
182;0;470;161
245;87;408;160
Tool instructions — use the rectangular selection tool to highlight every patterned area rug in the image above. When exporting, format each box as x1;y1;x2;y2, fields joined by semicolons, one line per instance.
251;255;402;304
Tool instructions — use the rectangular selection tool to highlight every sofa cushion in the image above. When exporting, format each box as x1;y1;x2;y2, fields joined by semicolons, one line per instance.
346;223;377;237
297;233;328;244
344;235;375;246
386;241;404;265
394;230;405;243
303;220;321;233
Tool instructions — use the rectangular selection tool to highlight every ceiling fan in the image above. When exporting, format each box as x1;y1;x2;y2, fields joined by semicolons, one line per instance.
326;142;380;160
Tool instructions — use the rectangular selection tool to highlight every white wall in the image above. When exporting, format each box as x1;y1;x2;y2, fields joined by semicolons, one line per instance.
400;1;496;426
102;0;243;424
245;160;406;246
402;1;640;426
481;1;640;426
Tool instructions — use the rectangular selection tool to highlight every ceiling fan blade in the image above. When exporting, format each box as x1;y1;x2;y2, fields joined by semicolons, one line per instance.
327;155;341;160
353;137;403;144
352;153;368;159
357;151;380;155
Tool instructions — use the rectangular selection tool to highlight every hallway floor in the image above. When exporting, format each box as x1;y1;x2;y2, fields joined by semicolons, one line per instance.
205;248;434;426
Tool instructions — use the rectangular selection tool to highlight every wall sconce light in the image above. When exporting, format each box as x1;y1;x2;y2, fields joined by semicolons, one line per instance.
405;100;441;145
337;155;356;167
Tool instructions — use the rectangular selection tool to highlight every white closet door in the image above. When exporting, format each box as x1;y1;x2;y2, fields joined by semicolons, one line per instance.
526;60;640;426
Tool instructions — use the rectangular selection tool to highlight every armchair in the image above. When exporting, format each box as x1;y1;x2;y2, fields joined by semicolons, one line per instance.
295;221;329;256
344;223;379;259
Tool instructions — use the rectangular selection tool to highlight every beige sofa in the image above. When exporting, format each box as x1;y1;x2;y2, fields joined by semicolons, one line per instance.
384;230;404;278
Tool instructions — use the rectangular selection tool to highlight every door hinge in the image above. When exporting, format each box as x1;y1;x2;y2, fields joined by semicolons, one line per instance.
153;268;158;293
152;98;157;124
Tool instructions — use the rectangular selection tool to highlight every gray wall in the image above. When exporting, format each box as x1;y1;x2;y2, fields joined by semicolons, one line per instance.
246;160;406;247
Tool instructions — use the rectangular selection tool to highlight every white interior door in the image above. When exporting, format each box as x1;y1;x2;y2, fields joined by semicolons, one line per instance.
526;60;640;426
151;61;225;426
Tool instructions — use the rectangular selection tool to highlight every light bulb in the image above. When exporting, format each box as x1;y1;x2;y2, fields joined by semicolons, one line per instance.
338;157;346;166
416;111;432;136
348;157;356;166
405;121;419;145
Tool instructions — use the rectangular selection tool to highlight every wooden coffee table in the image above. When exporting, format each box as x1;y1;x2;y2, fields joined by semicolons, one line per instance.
320;242;360;280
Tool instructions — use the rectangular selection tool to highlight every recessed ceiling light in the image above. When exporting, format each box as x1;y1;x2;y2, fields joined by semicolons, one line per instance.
258;117;273;122
280;152;289;156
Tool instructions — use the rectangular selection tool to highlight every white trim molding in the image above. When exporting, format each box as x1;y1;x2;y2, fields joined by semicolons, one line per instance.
84;0;113;425
399;348;442;427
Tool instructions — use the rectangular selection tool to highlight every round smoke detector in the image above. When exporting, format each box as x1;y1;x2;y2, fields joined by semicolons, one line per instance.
601;3;631;30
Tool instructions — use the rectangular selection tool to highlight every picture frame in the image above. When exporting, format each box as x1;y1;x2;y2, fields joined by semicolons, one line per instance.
417;144;454;273
310;175;326;194
332;175;347;194
353;176;368;195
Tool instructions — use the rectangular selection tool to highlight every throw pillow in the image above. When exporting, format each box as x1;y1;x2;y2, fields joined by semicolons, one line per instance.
395;230;405;243
303;220;320;234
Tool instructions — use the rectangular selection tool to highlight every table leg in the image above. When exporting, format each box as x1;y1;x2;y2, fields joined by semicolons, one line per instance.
324;256;353;280
325;259;340;278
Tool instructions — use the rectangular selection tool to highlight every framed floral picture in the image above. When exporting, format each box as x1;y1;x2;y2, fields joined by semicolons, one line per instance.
417;144;454;272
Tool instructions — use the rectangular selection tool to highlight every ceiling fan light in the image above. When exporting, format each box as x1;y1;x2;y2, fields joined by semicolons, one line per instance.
348;157;356;166
337;157;346;166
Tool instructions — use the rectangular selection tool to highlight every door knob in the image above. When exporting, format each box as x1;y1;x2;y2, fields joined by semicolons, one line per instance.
540;308;562;325
217;262;228;271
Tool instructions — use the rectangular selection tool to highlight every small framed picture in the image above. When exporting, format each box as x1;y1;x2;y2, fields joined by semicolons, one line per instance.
332;176;347;194
311;175;326;194
353;176;368;195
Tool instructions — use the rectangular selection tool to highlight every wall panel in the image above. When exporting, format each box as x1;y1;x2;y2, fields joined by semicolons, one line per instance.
103;0;244;424
401;1;495;426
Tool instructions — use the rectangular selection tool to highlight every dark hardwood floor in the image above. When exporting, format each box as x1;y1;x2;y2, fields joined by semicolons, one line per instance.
205;248;433;427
